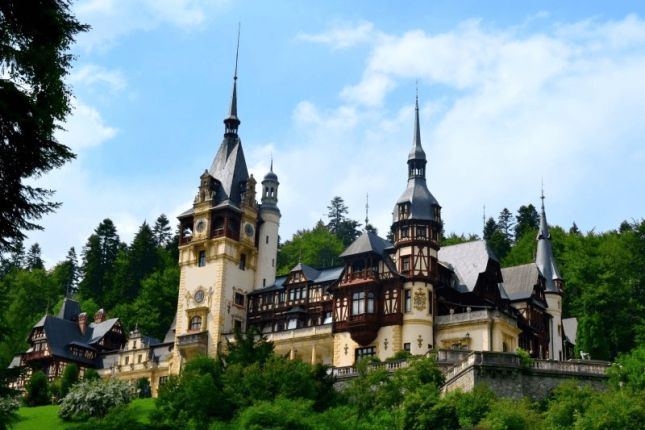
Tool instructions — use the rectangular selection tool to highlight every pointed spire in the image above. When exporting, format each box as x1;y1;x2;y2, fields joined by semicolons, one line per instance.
365;193;369;227
270;153;273;172
224;24;241;135
409;85;426;161
535;187;562;292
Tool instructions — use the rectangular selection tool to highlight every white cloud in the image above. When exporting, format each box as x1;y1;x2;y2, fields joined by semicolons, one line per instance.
274;15;645;240
74;0;226;50
57;98;118;151
69;64;127;93
297;21;378;50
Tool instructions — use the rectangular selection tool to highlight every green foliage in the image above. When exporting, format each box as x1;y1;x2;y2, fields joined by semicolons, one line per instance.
400;385;458;430
0;0;88;253
231;397;315;430
542;381;594;430
572;390;645;430
25;243;44;270
79;219;123;305
516;347;534;369
444;384;497;428
607;344;645;392
0;396;20;430
25;371;49;406
74;404;153;430
60;363;79;398
277;221;344;275
225;327;274;368
442;232;480;246
58;378;135;421
479;398;543;430
136;378;151;398
484;217;511;260
84;368;100;381
514;204;539;241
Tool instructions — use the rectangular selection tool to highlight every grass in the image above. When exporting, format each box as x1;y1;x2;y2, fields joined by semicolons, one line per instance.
13;398;156;430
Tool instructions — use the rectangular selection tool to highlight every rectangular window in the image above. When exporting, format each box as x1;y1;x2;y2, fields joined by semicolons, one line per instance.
355;346;376;361
125;356;129;365
401;256;410;273
198;250;206;267
401;227;409;238
234;292;245;307
404;289;411;312
289;289;296;301
323;311;332;324
287;318;298;330
137;355;142;364
352;292;365;315
159;376;169;386
404;343;411;352
266;235;269;244
234;319;242;333
416;226;426;238
239;254;246;270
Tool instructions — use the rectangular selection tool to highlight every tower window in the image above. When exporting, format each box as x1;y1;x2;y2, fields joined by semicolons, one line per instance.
416;226;426;238
401;256;411;273
198;251;206;267
404;289;411;312
234;292;245;307
239;254;246;270
266;235;269;244
189;316;202;331
263;278;266;287
401;227;409;238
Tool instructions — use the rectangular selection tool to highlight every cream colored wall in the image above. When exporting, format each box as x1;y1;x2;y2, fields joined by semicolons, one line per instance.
434;319;520;353
546;293;563;360
255;209;279;290
402;281;434;355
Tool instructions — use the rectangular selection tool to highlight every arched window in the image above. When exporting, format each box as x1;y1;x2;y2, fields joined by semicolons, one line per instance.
189;316;202;331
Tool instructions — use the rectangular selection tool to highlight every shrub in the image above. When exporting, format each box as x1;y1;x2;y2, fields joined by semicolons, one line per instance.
479;398;543;430
573;390;645;430
444;384;497;428
59;378;135;421
516;347;534;369
385;350;412;362
136;378;151;398
0;396;20;430
60;363;80;398
84;368;100;380
73;404;153;430
25;371;49;406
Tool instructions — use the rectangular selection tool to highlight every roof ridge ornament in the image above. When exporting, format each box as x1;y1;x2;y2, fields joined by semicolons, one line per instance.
224;24;241;135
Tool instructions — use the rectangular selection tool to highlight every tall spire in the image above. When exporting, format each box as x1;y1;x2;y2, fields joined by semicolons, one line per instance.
224;24;241;136
409;85;426;162
536;188;562;292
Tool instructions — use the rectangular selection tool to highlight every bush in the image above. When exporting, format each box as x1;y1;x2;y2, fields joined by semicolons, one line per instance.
136;378;151;398
25;371;50;406
479;398;543;430
60;363;80;398
0;396;20;430
516;347;534;369
73;404;153;430
232;397;315;430
444;384;497;428
84;368;100;380
573;390;645;430
59;378;135;421
543;381;594;430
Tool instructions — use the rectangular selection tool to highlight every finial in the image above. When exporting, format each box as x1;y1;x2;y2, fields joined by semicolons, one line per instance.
540;179;545;209
483;204;486;231
270;153;273;172
415;80;419;110
365;193;369;228
234;22;240;81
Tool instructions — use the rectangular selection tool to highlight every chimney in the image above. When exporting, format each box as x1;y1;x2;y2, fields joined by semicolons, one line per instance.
79;312;88;335
94;308;106;324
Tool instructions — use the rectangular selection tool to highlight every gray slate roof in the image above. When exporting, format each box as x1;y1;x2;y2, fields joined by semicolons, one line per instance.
562;317;578;345
438;240;497;292
393;178;440;223
208;136;249;207
57;299;80;321
290;262;320;280
500;263;540;301
536;202;562;292
340;231;392;258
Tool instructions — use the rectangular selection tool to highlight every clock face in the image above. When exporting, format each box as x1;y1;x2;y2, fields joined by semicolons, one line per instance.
194;290;204;304
195;218;207;233
244;223;254;237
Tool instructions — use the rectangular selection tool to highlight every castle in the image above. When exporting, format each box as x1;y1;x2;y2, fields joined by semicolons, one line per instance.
10;59;578;397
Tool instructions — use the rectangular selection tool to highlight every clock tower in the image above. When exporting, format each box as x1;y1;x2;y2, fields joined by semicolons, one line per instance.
171;47;261;372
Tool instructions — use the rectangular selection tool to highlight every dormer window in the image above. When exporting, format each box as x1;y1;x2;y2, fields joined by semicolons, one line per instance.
398;204;409;220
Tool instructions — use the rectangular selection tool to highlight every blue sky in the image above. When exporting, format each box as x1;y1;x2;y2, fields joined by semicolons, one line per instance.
29;0;645;266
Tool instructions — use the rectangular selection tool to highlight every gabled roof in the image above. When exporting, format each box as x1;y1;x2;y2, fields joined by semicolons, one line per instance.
163;315;177;344
340;231;392;258
84;318;119;345
289;262;320;281
438;240;497;292
500;263;540;301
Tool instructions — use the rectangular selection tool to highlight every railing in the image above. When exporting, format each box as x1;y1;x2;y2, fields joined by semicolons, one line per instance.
332;359;410;378
22;349;50;362
177;331;208;347
531;359;609;375
264;324;332;342
435;309;516;327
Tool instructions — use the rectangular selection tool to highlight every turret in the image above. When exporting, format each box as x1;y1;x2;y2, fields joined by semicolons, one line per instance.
537;191;565;360
255;159;281;289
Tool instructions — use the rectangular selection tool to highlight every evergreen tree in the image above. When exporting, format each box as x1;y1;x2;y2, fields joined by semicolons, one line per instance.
277;221;345;274
79;219;121;304
0;0;88;254
514;204;539;241
60;363;79;398
497;208;515;243
326;196;361;246
25;243;44;270
569;221;581;235
153;214;173;247
483;217;511;260
8;238;25;270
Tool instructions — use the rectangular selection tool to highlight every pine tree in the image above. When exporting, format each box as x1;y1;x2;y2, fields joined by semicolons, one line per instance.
25;243;44;270
0;0;88;254
153;214;173;247
326;196;361;246
497;208;515;243
514;204;539;241
79;219;121;304
483;217;510;261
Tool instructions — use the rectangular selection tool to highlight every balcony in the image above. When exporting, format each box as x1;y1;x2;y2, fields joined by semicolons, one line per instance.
22;349;51;362
177;331;208;358
435;309;516;327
